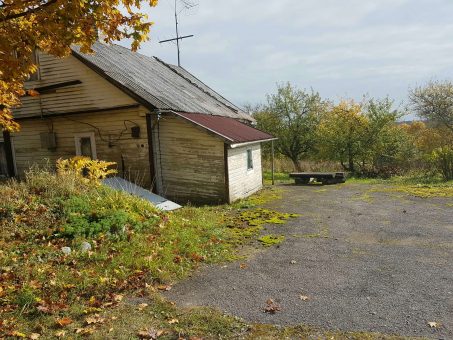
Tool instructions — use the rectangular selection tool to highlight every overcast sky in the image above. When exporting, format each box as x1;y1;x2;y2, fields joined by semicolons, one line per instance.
120;0;453;110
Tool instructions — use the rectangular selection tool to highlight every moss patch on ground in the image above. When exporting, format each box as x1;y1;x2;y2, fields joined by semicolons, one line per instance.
258;234;285;247
373;184;453;198
233;186;283;209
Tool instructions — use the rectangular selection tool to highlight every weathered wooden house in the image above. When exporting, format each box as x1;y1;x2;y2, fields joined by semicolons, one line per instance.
0;43;275;204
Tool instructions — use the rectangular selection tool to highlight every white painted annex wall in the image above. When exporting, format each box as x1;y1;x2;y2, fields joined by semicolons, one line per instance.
227;143;263;203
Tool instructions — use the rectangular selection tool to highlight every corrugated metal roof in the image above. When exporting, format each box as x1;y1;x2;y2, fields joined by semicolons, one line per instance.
71;43;253;122
175;112;275;144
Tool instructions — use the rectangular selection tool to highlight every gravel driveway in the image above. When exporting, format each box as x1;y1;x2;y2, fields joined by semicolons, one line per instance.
166;184;453;338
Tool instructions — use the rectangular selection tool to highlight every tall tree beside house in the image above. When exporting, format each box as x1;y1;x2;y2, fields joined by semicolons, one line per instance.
253;83;327;171
0;0;158;131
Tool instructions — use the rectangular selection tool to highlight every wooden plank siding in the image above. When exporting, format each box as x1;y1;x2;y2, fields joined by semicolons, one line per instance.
227;144;263;203
14;51;137;118
11;106;152;188
151;115;226;204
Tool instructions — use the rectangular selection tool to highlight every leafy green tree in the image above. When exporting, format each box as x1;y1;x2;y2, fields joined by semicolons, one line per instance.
317;97;408;175
409;80;453;133
253;83;327;171
317;100;368;173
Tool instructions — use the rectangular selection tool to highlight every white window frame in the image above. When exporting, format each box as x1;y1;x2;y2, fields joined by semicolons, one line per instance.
74;132;97;159
246;148;254;171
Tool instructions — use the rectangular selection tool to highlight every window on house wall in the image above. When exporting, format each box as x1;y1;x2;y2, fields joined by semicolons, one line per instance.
247;148;253;170
0;142;8;177
74;133;97;159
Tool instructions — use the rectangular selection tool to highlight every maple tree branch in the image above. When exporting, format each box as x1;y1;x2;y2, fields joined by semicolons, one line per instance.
0;0;58;22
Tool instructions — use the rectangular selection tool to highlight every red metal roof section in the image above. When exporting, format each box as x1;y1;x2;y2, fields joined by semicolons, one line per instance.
175;112;275;144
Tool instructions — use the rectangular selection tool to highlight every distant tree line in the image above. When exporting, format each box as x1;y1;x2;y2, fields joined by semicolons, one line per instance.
250;81;453;180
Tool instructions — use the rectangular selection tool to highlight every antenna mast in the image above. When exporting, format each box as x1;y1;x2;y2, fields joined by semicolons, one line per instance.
159;0;195;67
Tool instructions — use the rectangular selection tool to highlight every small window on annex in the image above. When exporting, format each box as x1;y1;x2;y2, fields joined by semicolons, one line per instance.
247;148;253;170
74;133;97;159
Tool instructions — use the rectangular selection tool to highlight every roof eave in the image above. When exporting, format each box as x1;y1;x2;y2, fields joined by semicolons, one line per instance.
170;111;234;143
229;138;278;149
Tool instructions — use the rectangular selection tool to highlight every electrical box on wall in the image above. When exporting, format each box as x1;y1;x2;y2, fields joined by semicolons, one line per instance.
40;132;57;150
131;126;140;139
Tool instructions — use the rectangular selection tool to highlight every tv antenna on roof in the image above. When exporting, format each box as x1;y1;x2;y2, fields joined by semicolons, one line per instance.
159;0;197;67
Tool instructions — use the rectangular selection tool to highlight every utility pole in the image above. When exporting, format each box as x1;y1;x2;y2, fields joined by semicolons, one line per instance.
158;0;194;67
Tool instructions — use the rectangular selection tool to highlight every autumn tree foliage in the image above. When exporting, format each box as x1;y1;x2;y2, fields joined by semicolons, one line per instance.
316;100;368;173
0;0;158;131
317;98;411;175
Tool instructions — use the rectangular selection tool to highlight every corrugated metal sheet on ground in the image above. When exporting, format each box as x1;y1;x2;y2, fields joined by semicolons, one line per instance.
103;177;181;211
71;43;253;122
175;112;275;144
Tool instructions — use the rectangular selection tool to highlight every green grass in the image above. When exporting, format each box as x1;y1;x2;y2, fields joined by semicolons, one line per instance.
262;170;291;185
348;175;453;198
0;170;248;338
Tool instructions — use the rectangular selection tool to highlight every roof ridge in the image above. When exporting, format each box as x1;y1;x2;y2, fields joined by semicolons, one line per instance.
169;63;243;113
153;57;242;116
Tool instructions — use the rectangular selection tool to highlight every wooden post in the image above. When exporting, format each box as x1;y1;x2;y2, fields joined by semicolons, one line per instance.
271;140;275;186
145;114;157;193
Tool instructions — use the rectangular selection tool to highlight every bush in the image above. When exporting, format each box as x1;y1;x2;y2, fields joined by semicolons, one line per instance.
431;146;453;180
56;156;117;184
0;161;161;240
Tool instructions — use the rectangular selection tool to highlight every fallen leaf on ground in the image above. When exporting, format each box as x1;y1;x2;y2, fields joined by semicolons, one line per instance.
113;294;123;302
75;328;95;335
290;260;297;264
29;333;40;339
56;318;73;327
137;328;164;339
157;284;172;291
85;314;105;325
428;321;440;328
138;303;149;311
10;331;26;338
83;307;103;314
240;263;247;269
168;318;179;324
54;330;66;338
300;295;310;301
36;305;51;314
264;299;281;314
